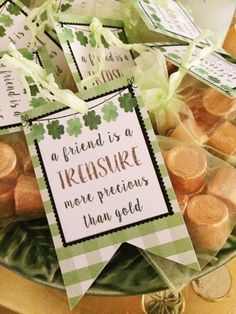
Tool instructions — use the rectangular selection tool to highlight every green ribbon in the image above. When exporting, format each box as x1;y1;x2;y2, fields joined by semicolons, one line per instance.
80;17;152;88
135;31;219;135
3;45;88;113
27;0;58;48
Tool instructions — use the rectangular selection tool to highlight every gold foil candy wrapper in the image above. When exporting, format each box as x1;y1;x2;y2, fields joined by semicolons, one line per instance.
0;142;19;182
200;88;236;125
170;118;208;145
207;166;236;208
184;194;230;250
0;131;44;225
15;175;44;215
158;136;236;267
208;121;236;156
165;144;207;194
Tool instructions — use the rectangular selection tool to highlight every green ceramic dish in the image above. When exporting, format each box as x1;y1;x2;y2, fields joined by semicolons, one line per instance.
0;217;236;295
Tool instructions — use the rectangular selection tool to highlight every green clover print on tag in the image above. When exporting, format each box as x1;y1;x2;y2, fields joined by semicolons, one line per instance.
6;3;21;16
66;117;82;137
102;101;118;122
30;97;47;108
118;92;138;112
47;120;65;139
0;14;13;27
83;110;101;130
76;31;88;46
0;26;5;37
31;123;46;141
60;27;74;42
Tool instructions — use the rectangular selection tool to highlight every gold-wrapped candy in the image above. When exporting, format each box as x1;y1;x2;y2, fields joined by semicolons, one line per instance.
184;194;230;250
165;144;207;194
0;131;44;225
207;166;236;207
207;121;236;156
15;175;44;215
200;88;236;125
0;142;19;182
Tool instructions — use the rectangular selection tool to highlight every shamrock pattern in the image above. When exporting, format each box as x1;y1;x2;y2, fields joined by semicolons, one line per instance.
29;84;39;96
89;33;96;47
0;14;13;27
31;123;46;141
61;28;124;49
117;31;126;44
47;120;65;139
0;25;6;37
101;35;110;48
20;50;34;60
76;31;88;46
102;101;118;122
30;97;47;108
29;92;140;140
118;92;138;112
60;27;74;42
66;117;82;136
83;110;101;130
60;3;72;12
6;3;21;16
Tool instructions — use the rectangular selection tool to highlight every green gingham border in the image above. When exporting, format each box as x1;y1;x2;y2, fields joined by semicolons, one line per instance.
22;76;200;309
54;14;132;89
132;0;209;46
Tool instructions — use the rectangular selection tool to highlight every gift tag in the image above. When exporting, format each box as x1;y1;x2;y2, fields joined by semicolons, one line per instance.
0;47;53;131
58;0;125;20
22;76;199;309
154;44;236;98
0;0;71;85
133;0;209;45
55;15;134;89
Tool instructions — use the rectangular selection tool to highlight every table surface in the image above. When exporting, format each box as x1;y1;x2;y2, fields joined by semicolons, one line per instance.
1;257;236;314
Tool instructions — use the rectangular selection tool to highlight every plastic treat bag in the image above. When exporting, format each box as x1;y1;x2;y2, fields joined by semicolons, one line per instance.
135;42;236;166
0;47;87;226
175;75;236;166
158;136;236;267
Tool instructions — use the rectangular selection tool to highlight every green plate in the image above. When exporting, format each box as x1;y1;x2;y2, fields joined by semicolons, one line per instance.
0;217;236;296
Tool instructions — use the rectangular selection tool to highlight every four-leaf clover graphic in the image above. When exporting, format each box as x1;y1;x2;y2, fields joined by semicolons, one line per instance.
47;120;65;139
31;123;45;142
0;25;5;37
20;49;34;60
118;92;138;112
83;110;101;130
76;31;88;46
0;14;13;27
117;31;126;44
29;84;39;96
61;3;72;12
101;35;110;48
6;3;21;16
89;33;97;47
66;117;82;137
30;97;47;108
102;101;118;122
60;27;74;42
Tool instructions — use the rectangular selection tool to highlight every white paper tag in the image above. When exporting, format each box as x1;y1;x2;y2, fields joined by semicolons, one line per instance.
134;0;209;44
158;44;236;98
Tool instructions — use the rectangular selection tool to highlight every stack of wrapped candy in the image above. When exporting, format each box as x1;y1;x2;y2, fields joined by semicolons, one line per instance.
159;137;236;263
0;132;44;224
170;79;236;164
